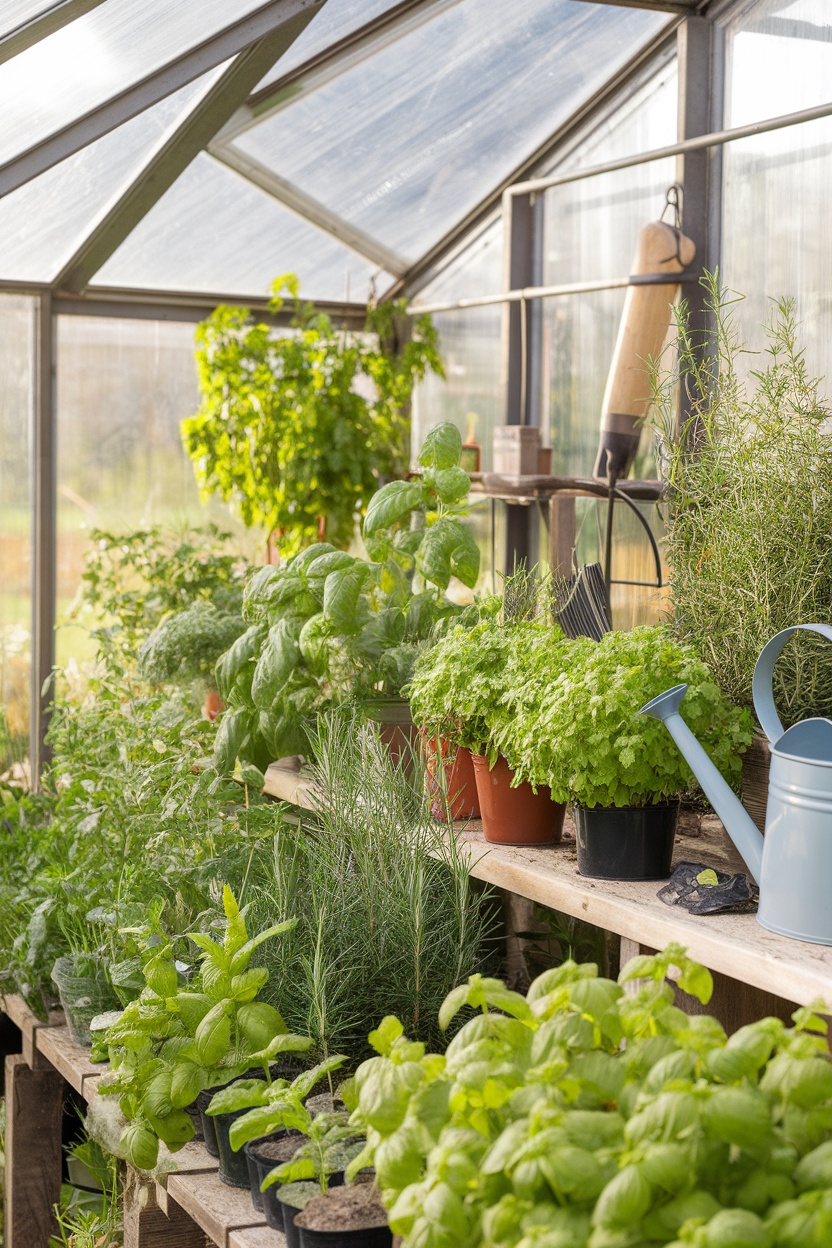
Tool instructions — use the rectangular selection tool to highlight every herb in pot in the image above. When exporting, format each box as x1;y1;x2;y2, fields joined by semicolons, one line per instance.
101;887;312;1170
212;422;482;771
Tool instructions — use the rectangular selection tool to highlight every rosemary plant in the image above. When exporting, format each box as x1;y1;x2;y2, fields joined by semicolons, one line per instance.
653;272;832;727
250;709;498;1060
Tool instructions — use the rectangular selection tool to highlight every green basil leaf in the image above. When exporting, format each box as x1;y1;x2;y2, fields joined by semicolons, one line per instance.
419;421;463;470
363;481;425;536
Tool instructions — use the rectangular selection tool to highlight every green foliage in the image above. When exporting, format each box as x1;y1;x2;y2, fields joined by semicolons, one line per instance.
212;422;481;769
653;272;832;728
349;942;832;1248
101;887;312;1169
523;626;753;808
182;276;443;554
78;525;247;667
139;602;246;688
262;1111;364;1196
247;708;499;1061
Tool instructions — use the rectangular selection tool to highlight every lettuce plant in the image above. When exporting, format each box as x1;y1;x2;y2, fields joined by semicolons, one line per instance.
347;943;832;1248
212;422;481;770
101;887;312;1169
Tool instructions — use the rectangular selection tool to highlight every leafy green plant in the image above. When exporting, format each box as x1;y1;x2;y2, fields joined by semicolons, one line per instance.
76;525;247;670
407;616;570;767
653;272;832;728
101;887;312;1169
208;1055;348;1151
262;1112;364;1197
183;276;443;555
248;708;498;1060
507;625;752;808
213;421;481;769
347;943;832;1248
139;601;246;690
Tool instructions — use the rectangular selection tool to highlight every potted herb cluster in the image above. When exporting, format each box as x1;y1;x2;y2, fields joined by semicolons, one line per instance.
101;887;312;1174
212;422;481;774
350;947;832;1248
508;626;752;879
407;616;573;846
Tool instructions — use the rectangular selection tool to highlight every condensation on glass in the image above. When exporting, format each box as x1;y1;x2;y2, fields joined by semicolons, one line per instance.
0;295;35;765
721;0;832;395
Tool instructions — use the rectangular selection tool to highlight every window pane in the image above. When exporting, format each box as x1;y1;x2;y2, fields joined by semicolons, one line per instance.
541;56;678;477
253;0;396;92
55;314;256;668
97;152;382;302
233;0;669;260
0;0;272;165
722;0;832;388
0;71;222;282
0;295;35;767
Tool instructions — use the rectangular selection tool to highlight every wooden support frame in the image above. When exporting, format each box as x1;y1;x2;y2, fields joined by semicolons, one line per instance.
4;1054;65;1248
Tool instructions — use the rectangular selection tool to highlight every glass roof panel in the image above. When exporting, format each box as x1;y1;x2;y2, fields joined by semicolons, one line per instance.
232;0;668;261
1;1;60;39
0;0;274;166
96;152;383;302
725;0;832;127
0;69;223;282
254;0;396;91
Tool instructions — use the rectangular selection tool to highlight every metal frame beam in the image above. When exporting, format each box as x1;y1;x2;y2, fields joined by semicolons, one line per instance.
55;13;324;293
0;0;107;66
568;0;699;12
207;146;408;277
52;286;369;328
30;293;56;781
0;0;326;200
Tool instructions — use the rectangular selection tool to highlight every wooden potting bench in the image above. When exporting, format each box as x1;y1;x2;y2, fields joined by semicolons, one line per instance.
263;757;832;1029
0;993;287;1248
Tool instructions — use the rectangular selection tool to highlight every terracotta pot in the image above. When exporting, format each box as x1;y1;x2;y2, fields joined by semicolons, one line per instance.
203;689;224;721
364;699;419;769
420;732;480;822
471;754;565;845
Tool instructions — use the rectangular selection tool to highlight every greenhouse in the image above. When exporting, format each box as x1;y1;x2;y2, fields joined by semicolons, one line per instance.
2;0;832;1245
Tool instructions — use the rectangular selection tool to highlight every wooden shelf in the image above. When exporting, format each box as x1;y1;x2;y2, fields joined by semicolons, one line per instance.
468;472;664;504
262;755;832;1011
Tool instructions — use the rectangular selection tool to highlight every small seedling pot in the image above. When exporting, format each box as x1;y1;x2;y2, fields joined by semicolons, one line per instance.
471;754;565;845
277;1182;321;1248
199;1062;300;1160
213;1108;253;1187
574;802;679;880
295;1184;392;1248
244;1131;303;1219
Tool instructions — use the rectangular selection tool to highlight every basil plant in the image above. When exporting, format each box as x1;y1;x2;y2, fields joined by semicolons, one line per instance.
212;421;481;772
347;944;832;1248
101;886;312;1170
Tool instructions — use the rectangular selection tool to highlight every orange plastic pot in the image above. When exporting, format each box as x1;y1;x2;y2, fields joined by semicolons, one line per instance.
471;754;565;846
420;732;480;822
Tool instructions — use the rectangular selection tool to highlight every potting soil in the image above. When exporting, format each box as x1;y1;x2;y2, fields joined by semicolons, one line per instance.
296;1184;388;1231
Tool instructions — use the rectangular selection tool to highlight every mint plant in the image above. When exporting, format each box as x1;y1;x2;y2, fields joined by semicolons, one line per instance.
212;422;481;770
101;887;312;1169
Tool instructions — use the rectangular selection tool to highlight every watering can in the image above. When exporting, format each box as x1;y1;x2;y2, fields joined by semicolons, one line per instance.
639;624;832;945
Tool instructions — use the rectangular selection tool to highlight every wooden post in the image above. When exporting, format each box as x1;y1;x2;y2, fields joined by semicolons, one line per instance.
548;495;576;579
4;1053;65;1248
123;1168;206;1248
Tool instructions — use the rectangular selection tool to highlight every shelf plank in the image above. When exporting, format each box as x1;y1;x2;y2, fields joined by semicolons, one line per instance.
229;1226;286;1248
263;756;318;807
35;1024;104;1094
456;818;832;1009
167;1171;267;1248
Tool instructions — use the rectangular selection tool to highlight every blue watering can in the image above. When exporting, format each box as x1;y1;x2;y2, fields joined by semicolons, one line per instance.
639;624;832;946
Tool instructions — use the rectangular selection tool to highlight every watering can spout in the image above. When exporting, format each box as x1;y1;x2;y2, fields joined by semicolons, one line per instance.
638;684;764;882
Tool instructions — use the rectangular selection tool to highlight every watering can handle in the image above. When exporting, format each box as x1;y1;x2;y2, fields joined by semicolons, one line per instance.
752;623;832;743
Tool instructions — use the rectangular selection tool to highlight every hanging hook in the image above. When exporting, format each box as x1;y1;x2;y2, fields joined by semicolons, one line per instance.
657;183;685;266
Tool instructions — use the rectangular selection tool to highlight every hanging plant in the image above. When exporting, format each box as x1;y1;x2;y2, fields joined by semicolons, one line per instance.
182;275;443;556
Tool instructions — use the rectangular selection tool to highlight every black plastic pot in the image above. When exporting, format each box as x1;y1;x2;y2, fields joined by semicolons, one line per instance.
574;802;679;880
198;1062;300;1159
244;1131;302;1218
298;1225;392;1248
277;1186;321;1248
213;1108;253;1187
196;1087;220;1157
